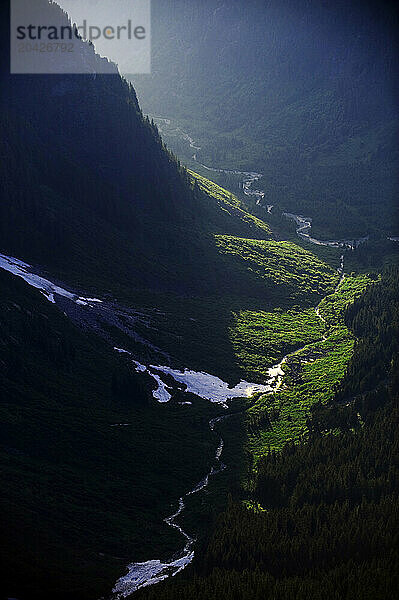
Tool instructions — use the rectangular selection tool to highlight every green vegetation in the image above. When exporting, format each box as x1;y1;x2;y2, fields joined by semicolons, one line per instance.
137;267;399;600
1;4;397;599
215;235;338;305
189;170;272;237
230;308;324;379
317;273;374;325
111;236;340;383
246;274;371;457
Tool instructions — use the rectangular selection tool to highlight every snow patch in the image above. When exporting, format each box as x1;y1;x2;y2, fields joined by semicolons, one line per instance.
149;365;275;406
0;253;102;305
114;348;286;406
114;348;171;402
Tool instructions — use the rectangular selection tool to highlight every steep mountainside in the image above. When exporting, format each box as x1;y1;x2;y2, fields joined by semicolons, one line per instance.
0;268;220;600
135;267;399;600
1;3;397;600
0;4;339;598
130;0;398;239
0;1;275;298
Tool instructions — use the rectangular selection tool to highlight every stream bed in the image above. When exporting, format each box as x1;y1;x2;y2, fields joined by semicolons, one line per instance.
152;116;369;249
0;251;288;598
0;124;361;597
111;355;287;598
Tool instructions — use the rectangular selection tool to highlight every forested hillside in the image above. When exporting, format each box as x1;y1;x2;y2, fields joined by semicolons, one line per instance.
131;0;398;239
136;266;399;600
1;2;397;599
1;0;347;380
0;1;275;298
0;268;225;600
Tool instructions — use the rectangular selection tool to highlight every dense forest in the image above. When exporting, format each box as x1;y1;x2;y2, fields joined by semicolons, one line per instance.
131;0;398;239
136;266;399;599
0;1;280;299
0;267;226;600
0;2;398;599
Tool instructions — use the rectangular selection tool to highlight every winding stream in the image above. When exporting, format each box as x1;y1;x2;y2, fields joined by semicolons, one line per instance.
0;122;361;598
282;213;369;250
111;354;287;598
111;248;347;597
0;154;353;600
109;119;358;598
111;415;227;598
153;117;369;248
153;117;266;205
0;251;287;598
0;247;344;598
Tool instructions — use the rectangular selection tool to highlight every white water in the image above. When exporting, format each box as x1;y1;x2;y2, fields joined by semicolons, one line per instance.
112;493;194;598
111;351;289;599
153;117;265;204
111;348;288;597
112;414;229;598
0;253;102;306
282;212;369;250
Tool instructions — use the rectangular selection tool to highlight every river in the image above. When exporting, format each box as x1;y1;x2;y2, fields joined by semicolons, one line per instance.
153;117;267;207
111;247;347;597
152;116;368;249
110;350;287;598
0;251;288;598
0;120;360;598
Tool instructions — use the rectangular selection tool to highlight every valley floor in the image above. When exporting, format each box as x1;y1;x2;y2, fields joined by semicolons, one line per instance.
1;166;397;600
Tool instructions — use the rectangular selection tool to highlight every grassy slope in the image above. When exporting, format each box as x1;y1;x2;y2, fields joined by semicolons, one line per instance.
246;274;372;458
109;174;340;382
230;307;325;379
215;235;337;304
0;171;366;598
189;170;272;237
134;270;399;600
